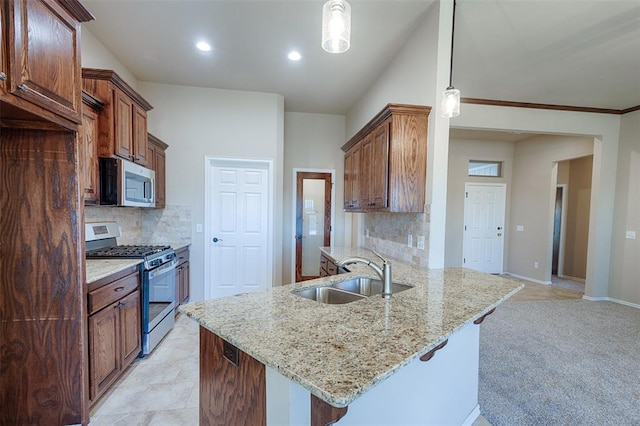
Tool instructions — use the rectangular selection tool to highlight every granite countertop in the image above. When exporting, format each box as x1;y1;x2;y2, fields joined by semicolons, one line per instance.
86;259;143;284
180;247;523;408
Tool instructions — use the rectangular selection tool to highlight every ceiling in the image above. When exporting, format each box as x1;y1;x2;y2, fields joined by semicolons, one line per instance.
83;0;640;115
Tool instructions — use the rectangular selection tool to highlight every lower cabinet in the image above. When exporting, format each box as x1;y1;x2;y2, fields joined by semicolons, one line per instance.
174;246;191;313
87;267;141;405
319;253;338;277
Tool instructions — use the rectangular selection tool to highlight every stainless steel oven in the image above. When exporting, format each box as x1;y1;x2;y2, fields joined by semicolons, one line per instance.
85;222;177;356
143;256;177;355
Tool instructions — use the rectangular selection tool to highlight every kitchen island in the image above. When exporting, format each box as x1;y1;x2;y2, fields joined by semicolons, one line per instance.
180;248;522;425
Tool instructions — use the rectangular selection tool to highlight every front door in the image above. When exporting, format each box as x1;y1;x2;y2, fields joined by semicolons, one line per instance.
463;183;506;274
205;159;271;298
295;172;332;282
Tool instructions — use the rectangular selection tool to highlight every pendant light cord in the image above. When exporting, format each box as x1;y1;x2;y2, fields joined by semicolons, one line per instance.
448;0;457;89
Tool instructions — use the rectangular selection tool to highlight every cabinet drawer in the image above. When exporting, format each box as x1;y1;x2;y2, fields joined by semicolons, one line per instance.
88;272;139;315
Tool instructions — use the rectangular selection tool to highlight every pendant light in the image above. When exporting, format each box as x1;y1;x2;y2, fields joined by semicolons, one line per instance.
322;0;351;53
441;0;460;118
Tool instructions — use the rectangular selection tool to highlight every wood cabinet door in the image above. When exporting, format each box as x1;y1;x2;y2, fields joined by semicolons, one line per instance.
370;121;390;208
174;265;181;312
89;303;121;401
132;104;148;165
360;134;373;207
119;290;141;367
350;142;362;209
181;261;190;303
343;149;353;209
114;89;133;160
7;0;81;123
81;103;99;204
155;146;166;208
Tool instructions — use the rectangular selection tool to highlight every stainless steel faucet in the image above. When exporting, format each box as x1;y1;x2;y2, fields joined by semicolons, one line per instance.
337;249;393;299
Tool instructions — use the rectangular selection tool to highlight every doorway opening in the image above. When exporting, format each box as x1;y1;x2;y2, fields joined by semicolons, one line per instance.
294;171;333;282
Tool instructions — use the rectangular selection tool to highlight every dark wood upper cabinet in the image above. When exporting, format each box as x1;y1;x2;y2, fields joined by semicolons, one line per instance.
342;104;430;213
82;68;153;166
147;133;169;208
80;91;104;205
0;0;93;130
344;140;361;210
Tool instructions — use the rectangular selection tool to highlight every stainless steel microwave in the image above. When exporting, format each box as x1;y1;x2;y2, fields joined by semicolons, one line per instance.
99;157;155;208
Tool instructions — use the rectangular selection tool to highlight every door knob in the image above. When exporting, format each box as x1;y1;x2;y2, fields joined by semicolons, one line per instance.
497;233;503;237
212;237;223;243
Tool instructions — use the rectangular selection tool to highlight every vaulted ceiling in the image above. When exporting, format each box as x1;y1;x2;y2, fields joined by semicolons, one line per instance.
83;0;640;115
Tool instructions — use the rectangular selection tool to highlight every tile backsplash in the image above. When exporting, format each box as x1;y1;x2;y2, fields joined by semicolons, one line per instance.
363;206;431;268
85;205;192;245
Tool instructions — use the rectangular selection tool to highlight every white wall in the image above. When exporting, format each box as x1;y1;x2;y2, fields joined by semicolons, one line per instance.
453;103;620;298
283;112;346;284
610;110;640;305
138;82;284;302
509;135;593;282
81;28;139;88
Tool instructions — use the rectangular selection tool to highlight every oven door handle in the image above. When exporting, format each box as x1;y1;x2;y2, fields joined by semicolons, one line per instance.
148;259;178;279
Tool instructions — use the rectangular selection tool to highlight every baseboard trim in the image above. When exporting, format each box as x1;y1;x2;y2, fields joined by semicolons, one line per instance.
504;272;551;285
582;295;640;309
461;404;481;426
558;274;586;283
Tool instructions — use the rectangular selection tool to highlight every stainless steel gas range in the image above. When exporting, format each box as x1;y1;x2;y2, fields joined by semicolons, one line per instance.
85;222;177;356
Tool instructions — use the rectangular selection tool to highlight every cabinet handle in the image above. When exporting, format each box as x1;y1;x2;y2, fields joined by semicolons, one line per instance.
17;84;27;91
114;286;125;292
84;188;94;194
0;72;6;81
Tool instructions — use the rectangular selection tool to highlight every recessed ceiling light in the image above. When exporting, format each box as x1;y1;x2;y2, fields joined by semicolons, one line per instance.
288;51;302;61
196;41;212;52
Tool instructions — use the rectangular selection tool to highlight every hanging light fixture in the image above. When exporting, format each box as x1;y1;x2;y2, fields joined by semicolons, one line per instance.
441;0;460;118
321;0;351;53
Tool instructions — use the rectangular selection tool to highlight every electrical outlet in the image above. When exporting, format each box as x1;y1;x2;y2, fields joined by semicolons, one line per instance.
407;234;413;247
626;231;636;240
366;228;370;238
516;225;524;232
196;224;203;233
417;236;425;250
534;261;539;269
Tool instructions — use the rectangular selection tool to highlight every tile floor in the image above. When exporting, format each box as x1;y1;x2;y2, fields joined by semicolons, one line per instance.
89;314;200;425
89;275;583;425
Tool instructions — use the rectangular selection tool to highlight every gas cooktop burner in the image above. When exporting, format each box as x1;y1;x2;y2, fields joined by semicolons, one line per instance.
87;245;172;259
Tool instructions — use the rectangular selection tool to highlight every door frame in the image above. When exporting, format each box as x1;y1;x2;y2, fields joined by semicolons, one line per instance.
204;156;274;300
553;184;568;277
462;182;507;274
291;168;335;283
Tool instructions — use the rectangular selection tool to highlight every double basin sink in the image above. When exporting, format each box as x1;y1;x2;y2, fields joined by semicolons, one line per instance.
293;276;413;304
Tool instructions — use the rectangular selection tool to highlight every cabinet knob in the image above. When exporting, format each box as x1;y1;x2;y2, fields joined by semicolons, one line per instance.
0;72;6;81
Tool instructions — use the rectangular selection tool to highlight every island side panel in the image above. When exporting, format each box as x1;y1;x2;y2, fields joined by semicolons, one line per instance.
200;327;266;426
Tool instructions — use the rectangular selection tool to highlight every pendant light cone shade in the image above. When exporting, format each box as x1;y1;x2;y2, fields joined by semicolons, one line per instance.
441;86;460;118
322;0;351;53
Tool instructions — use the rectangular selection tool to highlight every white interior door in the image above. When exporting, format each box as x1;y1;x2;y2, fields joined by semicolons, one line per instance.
206;160;270;298
463;183;506;274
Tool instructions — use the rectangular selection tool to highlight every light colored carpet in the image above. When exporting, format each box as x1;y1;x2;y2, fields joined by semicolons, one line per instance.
479;299;640;425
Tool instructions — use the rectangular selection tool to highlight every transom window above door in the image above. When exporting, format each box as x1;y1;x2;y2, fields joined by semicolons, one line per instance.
468;160;502;177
